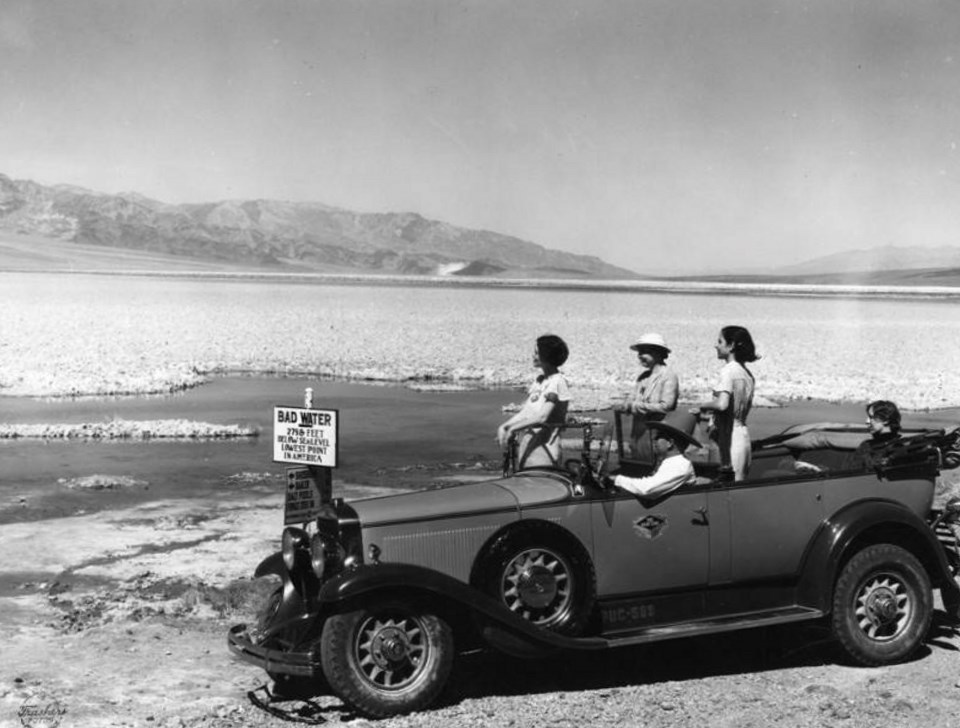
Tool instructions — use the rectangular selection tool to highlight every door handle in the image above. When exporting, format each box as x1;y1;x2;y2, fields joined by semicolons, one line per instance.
692;506;709;526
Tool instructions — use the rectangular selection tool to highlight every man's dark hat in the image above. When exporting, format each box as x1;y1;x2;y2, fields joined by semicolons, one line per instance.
648;410;701;451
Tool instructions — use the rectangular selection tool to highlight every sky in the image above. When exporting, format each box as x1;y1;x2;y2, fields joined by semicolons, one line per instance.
2;0;959;275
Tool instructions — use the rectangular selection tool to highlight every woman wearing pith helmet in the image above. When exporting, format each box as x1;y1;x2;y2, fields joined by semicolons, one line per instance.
615;332;679;464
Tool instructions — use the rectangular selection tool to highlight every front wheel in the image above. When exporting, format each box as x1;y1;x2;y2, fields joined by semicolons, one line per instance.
831;544;932;666
320;598;454;718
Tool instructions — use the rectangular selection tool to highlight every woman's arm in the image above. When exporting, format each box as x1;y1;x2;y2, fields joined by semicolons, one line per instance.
690;367;732;416
497;397;557;447
689;391;730;417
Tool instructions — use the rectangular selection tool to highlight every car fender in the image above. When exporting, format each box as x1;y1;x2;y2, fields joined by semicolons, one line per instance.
317;562;607;656
254;551;285;579
797;499;960;618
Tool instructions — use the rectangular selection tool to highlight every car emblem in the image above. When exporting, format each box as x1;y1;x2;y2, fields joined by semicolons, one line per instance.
633;514;667;540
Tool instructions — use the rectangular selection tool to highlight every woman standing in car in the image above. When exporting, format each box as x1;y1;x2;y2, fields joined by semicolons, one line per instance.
615;333;679;464
690;326;758;481
497;334;571;469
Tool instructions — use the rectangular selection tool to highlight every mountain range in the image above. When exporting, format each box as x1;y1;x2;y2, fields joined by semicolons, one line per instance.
3;172;960;284
671;245;960;287
0;173;635;279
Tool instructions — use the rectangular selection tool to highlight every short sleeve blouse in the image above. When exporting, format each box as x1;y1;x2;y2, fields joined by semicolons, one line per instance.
714;361;754;425
525;372;571;425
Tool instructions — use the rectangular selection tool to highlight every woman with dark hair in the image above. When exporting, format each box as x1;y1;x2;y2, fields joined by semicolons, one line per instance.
497;334;571;469
690;325;758;481
615;332;679;464
844;400;902;470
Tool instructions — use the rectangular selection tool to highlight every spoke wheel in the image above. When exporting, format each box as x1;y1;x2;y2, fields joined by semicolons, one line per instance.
832;544;932;666
501;547;573;627
475;523;595;637
320;598;453;718
853;573;912;642
354;615;428;691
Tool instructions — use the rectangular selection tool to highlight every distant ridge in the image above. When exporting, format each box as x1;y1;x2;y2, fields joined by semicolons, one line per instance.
0;173;636;279
654;244;960;288
774;244;960;276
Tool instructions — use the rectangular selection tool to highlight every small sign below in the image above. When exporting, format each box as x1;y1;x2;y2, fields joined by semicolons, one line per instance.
284;466;331;525
274;406;339;467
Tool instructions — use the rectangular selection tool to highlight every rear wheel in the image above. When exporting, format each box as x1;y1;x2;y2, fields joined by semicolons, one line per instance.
320;598;454;718
831;544;932;666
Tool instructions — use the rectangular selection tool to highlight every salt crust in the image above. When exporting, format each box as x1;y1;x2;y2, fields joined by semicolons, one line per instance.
0;419;258;440
2;274;959;410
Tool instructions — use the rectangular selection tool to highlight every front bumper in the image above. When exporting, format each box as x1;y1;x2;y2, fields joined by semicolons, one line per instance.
227;624;317;677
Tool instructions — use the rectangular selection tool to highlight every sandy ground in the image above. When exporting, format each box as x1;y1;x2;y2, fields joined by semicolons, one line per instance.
0;482;396;728
4;482;960;728
3;395;960;728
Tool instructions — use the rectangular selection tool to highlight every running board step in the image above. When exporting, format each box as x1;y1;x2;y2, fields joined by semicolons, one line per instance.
603;606;825;648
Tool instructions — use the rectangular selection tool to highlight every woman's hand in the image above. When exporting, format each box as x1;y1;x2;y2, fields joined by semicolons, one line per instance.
689;406;702;419
496;425;511;449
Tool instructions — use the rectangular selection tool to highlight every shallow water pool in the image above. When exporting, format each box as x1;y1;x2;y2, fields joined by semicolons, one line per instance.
0;377;520;523
2;376;957;525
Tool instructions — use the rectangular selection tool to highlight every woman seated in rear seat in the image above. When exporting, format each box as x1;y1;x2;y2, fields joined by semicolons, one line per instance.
843;400;902;470
778;400;903;473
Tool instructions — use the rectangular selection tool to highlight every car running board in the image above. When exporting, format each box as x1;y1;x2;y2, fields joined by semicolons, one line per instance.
603;606;825;648
483;605;826;657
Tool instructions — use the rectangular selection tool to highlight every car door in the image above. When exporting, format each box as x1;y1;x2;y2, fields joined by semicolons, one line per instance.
590;484;711;598
713;476;825;584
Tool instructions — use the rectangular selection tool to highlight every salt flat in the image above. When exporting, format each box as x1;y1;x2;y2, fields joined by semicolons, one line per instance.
1;270;958;410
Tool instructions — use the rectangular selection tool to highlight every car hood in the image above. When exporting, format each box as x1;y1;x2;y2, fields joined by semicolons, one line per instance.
349;474;572;527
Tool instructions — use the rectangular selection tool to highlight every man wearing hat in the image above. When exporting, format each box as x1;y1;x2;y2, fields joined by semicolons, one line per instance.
616;332;680;464
606;410;701;499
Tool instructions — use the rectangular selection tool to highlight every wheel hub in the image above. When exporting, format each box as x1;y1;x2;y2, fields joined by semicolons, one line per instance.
517;565;558;609
856;575;911;641
864;587;899;626
371;626;412;666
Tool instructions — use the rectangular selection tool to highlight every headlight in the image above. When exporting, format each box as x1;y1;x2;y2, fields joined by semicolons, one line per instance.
281;526;309;572
310;533;345;579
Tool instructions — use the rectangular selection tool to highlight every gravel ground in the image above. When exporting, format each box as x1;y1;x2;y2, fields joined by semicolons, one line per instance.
3;477;960;728
7;601;960;728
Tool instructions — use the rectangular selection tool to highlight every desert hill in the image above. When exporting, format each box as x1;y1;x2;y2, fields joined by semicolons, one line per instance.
775;244;960;276
0;173;636;279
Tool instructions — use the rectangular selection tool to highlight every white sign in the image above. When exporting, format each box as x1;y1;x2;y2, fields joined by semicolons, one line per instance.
273;406;339;467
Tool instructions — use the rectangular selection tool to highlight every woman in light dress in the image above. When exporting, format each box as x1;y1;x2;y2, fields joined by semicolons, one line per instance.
690;326;758;481
497;334;571;469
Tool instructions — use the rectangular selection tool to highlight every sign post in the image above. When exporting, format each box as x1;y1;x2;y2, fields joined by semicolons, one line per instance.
274;388;339;525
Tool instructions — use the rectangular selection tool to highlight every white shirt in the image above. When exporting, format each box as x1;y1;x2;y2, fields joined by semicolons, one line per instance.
613;454;696;498
715;361;754;425
521;372;571;425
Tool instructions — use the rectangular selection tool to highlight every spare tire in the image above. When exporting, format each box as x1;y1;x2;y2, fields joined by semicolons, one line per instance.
473;522;595;637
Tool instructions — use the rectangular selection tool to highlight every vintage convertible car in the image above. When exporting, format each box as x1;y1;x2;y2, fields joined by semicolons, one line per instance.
229;413;960;718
